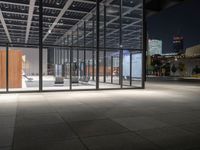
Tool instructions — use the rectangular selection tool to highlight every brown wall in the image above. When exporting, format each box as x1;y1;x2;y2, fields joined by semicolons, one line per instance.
0;50;22;88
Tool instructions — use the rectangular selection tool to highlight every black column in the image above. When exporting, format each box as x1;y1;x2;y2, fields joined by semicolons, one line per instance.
67;35;69;63
63;38;66;64
92;15;95;81
111;56;113;84
142;0;146;88
83;21;86;77
39;0;43;92
6;43;9;92
130;53;132;86
70;46;72;90
103;5;107;83
77;25;79;77
119;0;123;88
96;0;100;89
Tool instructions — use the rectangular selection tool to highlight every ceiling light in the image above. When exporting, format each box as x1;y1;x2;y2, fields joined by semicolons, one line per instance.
107;7;118;14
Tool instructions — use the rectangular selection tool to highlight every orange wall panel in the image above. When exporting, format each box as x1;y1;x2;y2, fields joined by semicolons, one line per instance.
0;50;22;88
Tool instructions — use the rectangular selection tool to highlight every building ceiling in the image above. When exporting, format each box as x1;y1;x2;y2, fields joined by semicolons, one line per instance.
0;0;185;49
0;0;144;49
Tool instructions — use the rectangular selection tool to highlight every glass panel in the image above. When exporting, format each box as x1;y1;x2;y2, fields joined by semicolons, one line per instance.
0;0;39;45
43;46;70;90
99;49;120;89
122;50;131;87
122;0;143;50
121;0;143;88
72;48;96;90
131;51;142;87
0;0;39;91
42;0;97;90
8;45;39;91
0;48;6;92
103;0;120;49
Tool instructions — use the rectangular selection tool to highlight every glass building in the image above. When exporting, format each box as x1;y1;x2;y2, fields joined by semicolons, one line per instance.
0;0;145;92
148;39;162;56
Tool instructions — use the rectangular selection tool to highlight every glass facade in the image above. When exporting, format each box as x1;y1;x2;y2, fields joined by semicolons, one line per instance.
0;0;144;92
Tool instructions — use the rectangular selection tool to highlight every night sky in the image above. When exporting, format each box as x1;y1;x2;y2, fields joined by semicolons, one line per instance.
147;0;200;53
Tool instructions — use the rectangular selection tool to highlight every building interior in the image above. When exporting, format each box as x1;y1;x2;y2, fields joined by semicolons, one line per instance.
0;0;144;92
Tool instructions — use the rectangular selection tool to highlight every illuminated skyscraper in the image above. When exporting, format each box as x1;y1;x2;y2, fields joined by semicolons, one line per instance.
173;36;184;53
148;39;162;56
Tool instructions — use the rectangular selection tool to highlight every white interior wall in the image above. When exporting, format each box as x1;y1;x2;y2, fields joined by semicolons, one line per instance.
0;47;47;75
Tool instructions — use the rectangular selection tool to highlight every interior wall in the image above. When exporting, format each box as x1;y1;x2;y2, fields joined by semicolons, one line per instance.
0;47;47;75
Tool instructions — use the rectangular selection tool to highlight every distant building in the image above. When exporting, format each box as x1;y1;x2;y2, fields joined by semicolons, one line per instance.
173;36;184;53
185;44;200;58
148;39;162;56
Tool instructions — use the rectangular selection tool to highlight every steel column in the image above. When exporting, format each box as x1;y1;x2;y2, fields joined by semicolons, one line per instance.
130;52;132;86
103;5;107;83
96;0;100;89
6;43;9;92
39;0;43;92
119;0;123;88
83;21;86;77
111;56;113;84
77;25;79;77
142;0;146;88
92;14;95;81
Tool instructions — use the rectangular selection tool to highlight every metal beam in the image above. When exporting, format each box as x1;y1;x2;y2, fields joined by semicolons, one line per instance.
43;0;74;42
57;0;114;44
0;8;12;43
25;0;36;43
77;3;142;44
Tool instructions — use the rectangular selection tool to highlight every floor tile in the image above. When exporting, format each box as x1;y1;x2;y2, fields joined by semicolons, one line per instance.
0;127;14;147
17;102;55;115
136;127;200;150
0;104;17;116
82;132;160;150
113;116;170;131
104;107;140;118
0;147;11;150
0;116;15;127
16;113;64;126
178;123;200;135
152;112;200;125
13;139;86;150
70;119;128;137
59;110;106;122
13;123;77;145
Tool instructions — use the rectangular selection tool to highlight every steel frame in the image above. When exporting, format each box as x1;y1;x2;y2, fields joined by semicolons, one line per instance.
0;0;145;93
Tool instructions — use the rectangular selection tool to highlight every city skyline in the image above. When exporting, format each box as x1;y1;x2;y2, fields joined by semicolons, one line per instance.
147;0;200;53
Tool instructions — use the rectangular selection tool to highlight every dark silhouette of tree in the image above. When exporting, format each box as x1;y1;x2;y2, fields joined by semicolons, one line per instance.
171;64;177;75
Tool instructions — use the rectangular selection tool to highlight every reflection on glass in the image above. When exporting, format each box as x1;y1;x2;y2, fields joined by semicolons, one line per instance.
0;0;143;92
8;47;39;91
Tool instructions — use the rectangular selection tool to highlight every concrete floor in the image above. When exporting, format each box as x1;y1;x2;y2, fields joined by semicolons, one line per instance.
0;81;200;150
